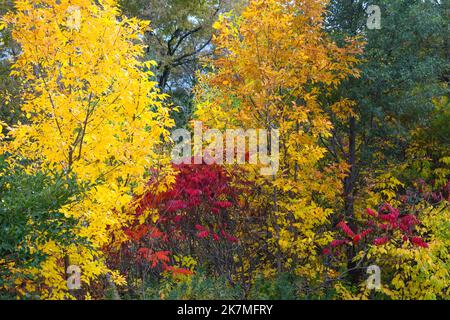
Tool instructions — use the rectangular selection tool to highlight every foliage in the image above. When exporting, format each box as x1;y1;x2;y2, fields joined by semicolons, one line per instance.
157;268;242;300
119;0;243;127
402;97;450;187
0;0;448;300
323;0;448;215
0;159;89;299
247;273;302;300
194;0;361;288
116;161;241;296
329;180;450;300
321;0;448;287
1;0;173;298
0;0;22;129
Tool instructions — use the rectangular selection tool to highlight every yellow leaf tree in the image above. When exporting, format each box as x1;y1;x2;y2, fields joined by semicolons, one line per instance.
195;0;362;289
1;0;173;299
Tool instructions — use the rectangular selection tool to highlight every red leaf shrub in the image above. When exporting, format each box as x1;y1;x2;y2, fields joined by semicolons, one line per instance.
321;180;446;256
324;202;427;255
121;160;240;276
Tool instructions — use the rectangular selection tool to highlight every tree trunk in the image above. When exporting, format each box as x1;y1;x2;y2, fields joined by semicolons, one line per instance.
343;116;360;283
344;116;356;219
158;65;171;91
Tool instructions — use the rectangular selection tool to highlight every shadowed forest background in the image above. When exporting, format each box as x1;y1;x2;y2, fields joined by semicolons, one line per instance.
0;0;448;300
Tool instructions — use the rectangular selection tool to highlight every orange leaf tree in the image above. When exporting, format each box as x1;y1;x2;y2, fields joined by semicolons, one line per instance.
194;0;362;290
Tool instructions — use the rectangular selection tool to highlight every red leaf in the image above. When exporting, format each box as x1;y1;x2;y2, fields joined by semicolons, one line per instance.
173;215;183;223
197;230;209;238
185;189;202;197
379;214;392;222
373;237;389;245
168;267;193;276
220;230;239;243
400;215;419;230
378;223;390;230
337;221;355;238
214;201;233;209
154;251;170;262
411;236;428;248
166;200;188;212
360;228;373;238
195;224;207;232
330;239;349;248
148;227;164;239
366;208;378;217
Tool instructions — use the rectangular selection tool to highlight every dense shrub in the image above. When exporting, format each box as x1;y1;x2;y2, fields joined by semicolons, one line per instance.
0;158;89;299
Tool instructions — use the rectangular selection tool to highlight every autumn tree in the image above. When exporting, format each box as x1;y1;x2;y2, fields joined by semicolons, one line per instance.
194;0;361;291
324;0;447;218
0;0;22;130
0;0;173;299
323;0;448;284
0;164;87;299
119;0;243;126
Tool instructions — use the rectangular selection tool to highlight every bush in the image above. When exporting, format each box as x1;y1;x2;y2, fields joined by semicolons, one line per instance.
0;159;89;299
